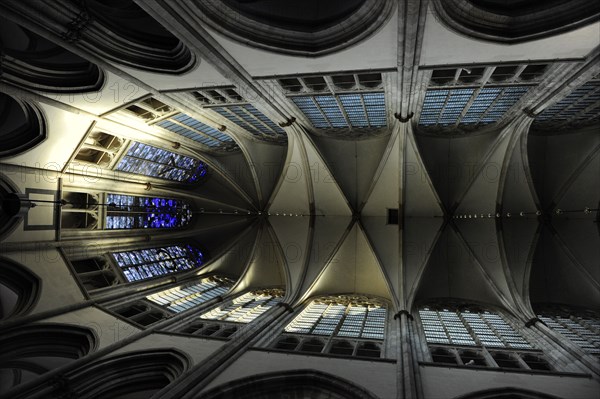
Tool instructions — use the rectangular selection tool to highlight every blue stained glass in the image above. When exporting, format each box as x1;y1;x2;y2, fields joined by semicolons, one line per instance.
105;194;192;230
210;105;285;137
535;81;600;124
157;117;224;148
293;92;386;129
116;143;207;183
113;244;205;282
420;86;529;126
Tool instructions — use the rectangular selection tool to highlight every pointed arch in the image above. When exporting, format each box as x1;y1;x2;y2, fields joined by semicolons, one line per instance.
0;257;41;320
0;323;97;396
63;349;189;399
188;0;396;57
432;0;599;44
0;93;46;158
201;369;380;399
0;17;104;93
81;0;196;74
455;387;562;399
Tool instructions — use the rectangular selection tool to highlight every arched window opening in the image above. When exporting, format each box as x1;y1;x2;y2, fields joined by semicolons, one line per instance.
329;340;355;356
70;257;119;291
356;342;381;358
173;288;282;338
275;295;388;358
459;349;487;367
180;322;204;335
0;93;46;158
431;347;458;365
202;324;221;337
300;338;325;353
111;301;170;327
0;17;104;93
535;304;600;359
218;326;238;338
60;191;99;230
521;354;552;371
0;324;96;396
0;258;40;320
418;302;554;371
491;352;521;369
275;336;300;351
123;97;174;122
73;131;126;168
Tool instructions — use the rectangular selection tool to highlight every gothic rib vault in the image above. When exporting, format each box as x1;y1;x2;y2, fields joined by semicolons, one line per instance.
0;0;599;398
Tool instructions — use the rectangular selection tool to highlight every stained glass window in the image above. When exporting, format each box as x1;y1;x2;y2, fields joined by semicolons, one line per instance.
534;81;600;126
537;305;600;358
292;92;386;129
112;244;204;282
105;194;192;229
116;142;207;183
156;113;235;148
419;306;532;349
419;86;529;126
211;104;285;138
199;289;284;324
284;296;387;340
146;276;233;313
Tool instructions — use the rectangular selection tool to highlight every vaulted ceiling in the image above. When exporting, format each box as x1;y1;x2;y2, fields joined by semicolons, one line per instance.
0;0;598;318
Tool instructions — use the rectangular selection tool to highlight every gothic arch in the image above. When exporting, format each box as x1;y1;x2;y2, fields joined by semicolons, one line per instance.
455;387;562;399
0;17;104;93
431;0;600;43
0;93;46;158
0;257;41;320
64;349;189;399
0;173;26;240
201;369;380;399
0;323;97;396
190;0;396;56
75;0;196;74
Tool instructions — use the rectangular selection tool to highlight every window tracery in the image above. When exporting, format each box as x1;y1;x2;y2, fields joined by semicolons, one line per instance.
60;191;193;230
418;302;553;371
274;295;387;358
279;72;387;132
146;276;234;313
173;288;283;339
536;304;600;359
116;142;207;183
112;244;205;282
